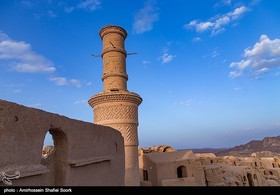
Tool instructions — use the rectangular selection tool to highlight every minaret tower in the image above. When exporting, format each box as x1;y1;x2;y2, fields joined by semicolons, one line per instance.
89;25;142;186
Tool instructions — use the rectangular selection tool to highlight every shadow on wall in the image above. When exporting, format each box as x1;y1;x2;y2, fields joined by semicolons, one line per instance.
41;129;68;186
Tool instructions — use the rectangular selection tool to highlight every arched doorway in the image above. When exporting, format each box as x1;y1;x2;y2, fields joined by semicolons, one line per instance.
177;165;187;178
42;128;68;186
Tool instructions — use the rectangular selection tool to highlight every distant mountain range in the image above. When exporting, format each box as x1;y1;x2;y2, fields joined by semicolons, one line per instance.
189;135;280;157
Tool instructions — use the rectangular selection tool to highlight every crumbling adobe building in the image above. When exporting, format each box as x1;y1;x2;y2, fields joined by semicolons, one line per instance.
138;146;280;186
0;99;124;186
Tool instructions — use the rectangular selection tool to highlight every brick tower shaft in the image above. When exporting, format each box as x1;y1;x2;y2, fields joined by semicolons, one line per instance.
89;25;142;186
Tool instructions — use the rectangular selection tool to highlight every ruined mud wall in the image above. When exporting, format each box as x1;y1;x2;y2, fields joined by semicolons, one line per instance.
0;100;125;186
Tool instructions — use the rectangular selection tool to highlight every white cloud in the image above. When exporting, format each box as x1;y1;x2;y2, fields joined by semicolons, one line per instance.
77;0;101;11
20;0;101;16
211;50;219;58
159;46;176;64
244;35;280;58
203;48;220;58
28;103;42;108
161;53;176;64
229;70;243;78
214;0;232;8
49;77;81;87
255;67;269;75
86;82;92;86
69;79;81;88
47;10;57;18
142;60;151;64
74;99;87;104
133;1;159;34
249;0;261;6
49;77;67;85
230;59;252;70
229;35;280;78
20;0;34;8
0;32;84;87
3;83;23;94
229;6;248;19
64;6;74;13
192;37;202;42
185;6;249;36
0;32;55;73
175;99;193;107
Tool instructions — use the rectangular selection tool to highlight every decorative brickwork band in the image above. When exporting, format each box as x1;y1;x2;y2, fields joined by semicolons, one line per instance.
94;104;138;123
101;47;127;57
89;92;142;108
109;124;139;146
102;72;128;81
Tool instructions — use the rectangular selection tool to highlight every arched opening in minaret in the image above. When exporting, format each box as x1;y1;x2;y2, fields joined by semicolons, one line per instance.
110;88;119;92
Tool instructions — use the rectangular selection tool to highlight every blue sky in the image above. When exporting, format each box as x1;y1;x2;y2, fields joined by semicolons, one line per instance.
0;0;280;149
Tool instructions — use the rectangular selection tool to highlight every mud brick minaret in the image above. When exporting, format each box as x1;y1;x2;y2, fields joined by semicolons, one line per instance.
89;25;142;186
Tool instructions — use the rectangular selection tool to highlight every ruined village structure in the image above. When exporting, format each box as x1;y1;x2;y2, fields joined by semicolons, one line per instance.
138;146;280;186
0;25;280;187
